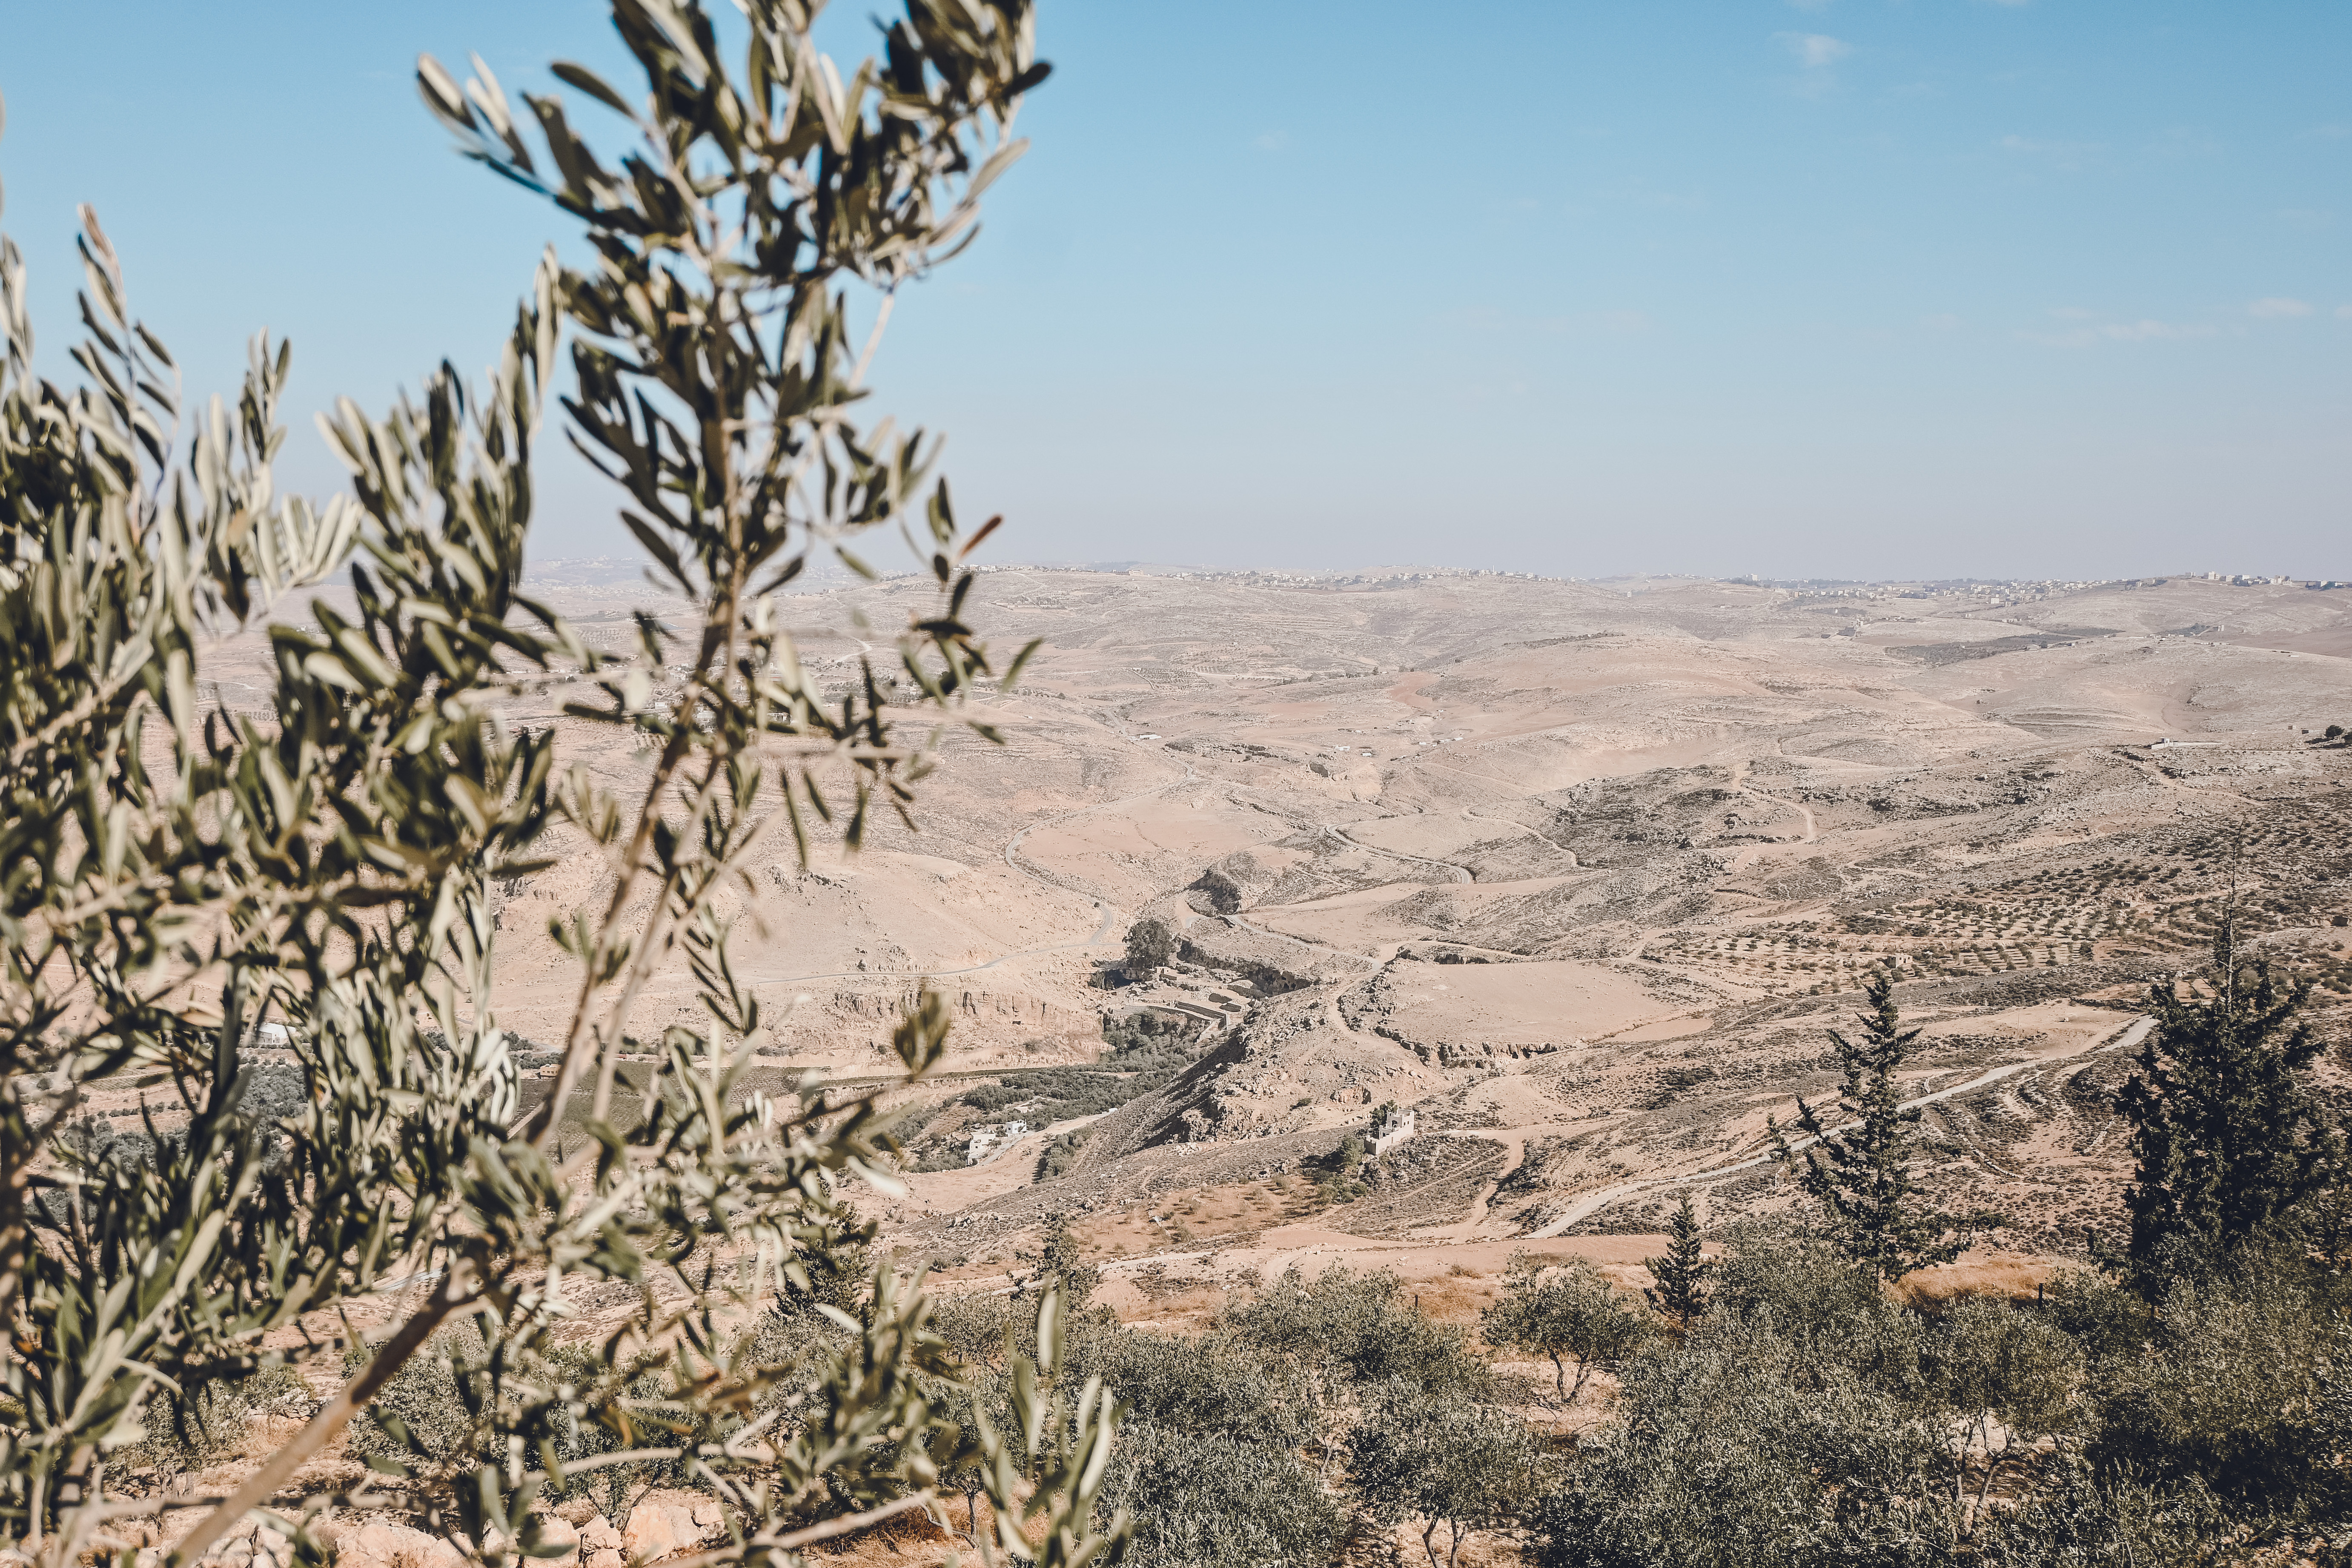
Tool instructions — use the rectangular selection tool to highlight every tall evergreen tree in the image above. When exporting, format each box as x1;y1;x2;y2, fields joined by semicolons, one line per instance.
1644;1194;1712;1328
2114;909;2337;1289
1771;970;1985;1280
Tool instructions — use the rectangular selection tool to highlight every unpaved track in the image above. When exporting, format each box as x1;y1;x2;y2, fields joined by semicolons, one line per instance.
1321;822;1475;883
1421;1129;1529;1241
1226;910;1381;966
742;754;1202;989
1716;758;1818;874
1462;806;1578;860
1522;1016;2153;1238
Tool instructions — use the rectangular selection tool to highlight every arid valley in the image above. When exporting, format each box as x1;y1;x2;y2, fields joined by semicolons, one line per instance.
17;3;2352;1562
59;561;2352;1568
470;564;2352;1320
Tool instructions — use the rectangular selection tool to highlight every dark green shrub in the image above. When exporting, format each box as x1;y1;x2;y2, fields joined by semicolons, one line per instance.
1531;1330;1955;1568
1967;1455;2232;1567
2083;1258;2341;1508
1098;1421;1344;1568
1706;1221;1935;1405
116;1360;309;1479
928;1292;1024;1373
1481;1255;1651;1404
1037;1132;1088;1180
1221;1267;1495;1421
2032;1268;2153;1366
1067;1323;1313;1448
345;1331;687;1511
1349;1379;1541;1568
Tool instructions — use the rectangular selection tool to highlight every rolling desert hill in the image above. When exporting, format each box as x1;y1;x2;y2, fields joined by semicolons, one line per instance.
183;564;2352;1309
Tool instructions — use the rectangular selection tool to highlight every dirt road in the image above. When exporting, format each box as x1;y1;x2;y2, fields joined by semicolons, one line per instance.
1523;1016;2152;1238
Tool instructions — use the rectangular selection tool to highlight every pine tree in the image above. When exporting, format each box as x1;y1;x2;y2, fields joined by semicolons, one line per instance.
1644;1194;1711;1327
2114;908;2336;1290
1771;969;1986;1280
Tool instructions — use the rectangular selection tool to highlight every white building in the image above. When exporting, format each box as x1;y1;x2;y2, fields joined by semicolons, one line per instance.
966;1121;1028;1165
1369;1106;1415;1159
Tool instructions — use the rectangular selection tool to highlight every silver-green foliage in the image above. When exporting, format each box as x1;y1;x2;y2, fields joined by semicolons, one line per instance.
1535;1330;1960;1568
1218;1266;1493;1473
1535;1226;2352;1566
0;4;1124;1567
1097;1422;1343;1568
930;1291;1344;1568
1479;1253;1651;1405
1346;1379;1541;1568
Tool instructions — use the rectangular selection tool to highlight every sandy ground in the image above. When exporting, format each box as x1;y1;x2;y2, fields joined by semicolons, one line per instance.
107;565;2352;1568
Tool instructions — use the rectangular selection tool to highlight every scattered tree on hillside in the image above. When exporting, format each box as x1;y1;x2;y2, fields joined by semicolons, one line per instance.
1037;1128;1089;1179
1935;1295;2086;1524
1644;1194;1712;1328
773;1201;877;1317
1223;1267;1491;1480
933;1290;1344;1568
1536;1216;2352;1564
1100;1421;1345;1568
1770;970;1989;1280
934;1365;1008;1550
1481;1254;1650;1405
2111;909;2343;1291
1350;1379;1542;1568
0;6;1124;1565
1014;1211;1099;1309
1123;916;1177;977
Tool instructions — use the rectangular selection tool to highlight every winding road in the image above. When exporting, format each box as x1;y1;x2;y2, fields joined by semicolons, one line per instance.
739;741;1205;991
1713;759;1819;874
1424;1128;1530;1241
1223;910;1382;967
1319;822;1475;883
1515;1015;2153;1238
1462;806;1579;861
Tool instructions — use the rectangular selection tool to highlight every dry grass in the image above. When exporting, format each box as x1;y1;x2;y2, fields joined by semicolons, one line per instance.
1072;1173;1326;1256
1895;1252;2065;1307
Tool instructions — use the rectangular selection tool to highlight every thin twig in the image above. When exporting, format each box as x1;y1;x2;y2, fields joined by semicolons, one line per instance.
168;1268;484;1568
847;292;896;393
651;1492;937;1568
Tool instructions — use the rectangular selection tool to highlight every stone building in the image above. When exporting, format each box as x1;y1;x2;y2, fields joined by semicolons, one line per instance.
966;1121;1028;1165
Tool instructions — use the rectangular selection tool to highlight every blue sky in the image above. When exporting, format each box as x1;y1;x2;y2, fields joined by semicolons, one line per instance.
2;1;2344;579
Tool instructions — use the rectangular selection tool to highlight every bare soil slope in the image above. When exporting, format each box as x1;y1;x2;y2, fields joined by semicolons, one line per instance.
177;567;2352;1292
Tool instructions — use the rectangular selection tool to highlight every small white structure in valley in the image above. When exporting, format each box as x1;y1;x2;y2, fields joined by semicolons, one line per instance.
1369;1104;1415;1159
966;1121;1028;1165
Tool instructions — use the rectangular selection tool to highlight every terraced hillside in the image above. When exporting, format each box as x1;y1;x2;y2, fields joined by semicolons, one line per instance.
159;565;2352;1310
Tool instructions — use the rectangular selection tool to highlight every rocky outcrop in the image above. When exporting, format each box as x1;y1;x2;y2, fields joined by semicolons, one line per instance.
1173;919;1341;993
623;1497;724;1561
1374;855;1719;957
316;1522;464;1568
306;1491;722;1568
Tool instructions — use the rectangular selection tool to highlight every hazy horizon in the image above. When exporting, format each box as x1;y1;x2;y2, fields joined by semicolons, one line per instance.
516;554;2333;590
4;0;2345;582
